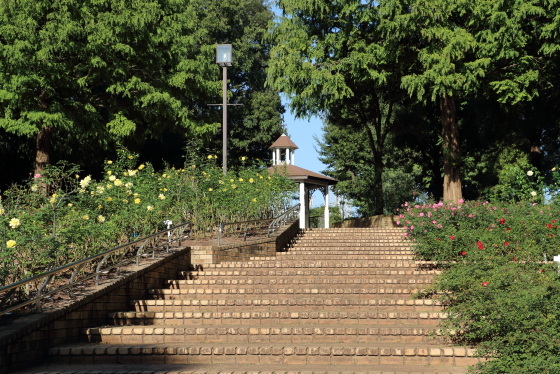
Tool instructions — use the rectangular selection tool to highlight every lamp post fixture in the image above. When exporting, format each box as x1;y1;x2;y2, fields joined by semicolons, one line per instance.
216;44;233;175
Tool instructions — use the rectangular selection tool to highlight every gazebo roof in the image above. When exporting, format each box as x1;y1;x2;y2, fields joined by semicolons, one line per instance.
268;164;337;188
269;134;299;150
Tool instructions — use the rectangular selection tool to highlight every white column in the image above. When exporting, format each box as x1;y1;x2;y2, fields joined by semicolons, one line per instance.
276;149;281;164
291;150;295;166
299;182;306;229
286;148;291;165
272;151;276;165
324;185;330;228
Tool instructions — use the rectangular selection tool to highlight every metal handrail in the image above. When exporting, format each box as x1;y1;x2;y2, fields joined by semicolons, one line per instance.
217;204;300;246
268;204;300;234
0;221;192;317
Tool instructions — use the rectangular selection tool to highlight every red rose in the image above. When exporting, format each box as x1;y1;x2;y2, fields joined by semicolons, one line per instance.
482;282;489;287
450;235;455;240
499;218;505;224
504;241;509;246
548;224;552;229
461;250;466;256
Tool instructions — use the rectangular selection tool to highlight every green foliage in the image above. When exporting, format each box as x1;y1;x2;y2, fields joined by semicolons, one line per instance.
309;206;343;227
0;151;296;290
0;0;284;182
398;166;560;372
489;148;545;202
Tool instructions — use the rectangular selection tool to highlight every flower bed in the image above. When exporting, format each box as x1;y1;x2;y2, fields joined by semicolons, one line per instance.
0;150;295;293
400;199;560;373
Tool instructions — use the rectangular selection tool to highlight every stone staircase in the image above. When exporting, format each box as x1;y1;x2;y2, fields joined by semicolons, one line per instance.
21;228;478;373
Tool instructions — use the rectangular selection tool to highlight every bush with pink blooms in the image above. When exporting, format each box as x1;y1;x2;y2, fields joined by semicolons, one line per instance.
399;199;560;373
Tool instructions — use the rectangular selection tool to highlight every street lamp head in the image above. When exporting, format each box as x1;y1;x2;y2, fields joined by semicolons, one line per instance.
216;44;233;67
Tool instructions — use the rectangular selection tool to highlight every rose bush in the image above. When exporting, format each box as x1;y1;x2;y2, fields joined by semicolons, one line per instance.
400;192;560;372
0;150;295;293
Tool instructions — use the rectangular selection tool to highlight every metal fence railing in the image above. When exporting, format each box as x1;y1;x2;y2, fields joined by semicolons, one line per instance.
217;204;300;246
0;221;192;317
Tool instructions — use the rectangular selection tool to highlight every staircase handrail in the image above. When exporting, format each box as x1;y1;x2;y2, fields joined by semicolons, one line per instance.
217;204;300;246
268;204;300;234
0;221;192;317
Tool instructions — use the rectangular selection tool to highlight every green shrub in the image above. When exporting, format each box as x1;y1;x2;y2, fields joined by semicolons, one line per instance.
0;151;295;289
399;194;560;373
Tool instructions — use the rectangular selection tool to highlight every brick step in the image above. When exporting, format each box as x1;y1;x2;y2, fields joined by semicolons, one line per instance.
166;279;433;287
48;343;479;366
179;270;441;279
289;241;407;245
250;256;415;261
294;237;406;240
108;310;447;325
147;288;422;300
302;229;404;232
11;363;472;374
279;249;413;253
86;325;446;344
201;262;425;269
131;299;444;312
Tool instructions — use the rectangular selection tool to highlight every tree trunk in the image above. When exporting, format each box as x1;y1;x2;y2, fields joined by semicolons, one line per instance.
372;150;385;215
440;94;463;203
34;125;52;178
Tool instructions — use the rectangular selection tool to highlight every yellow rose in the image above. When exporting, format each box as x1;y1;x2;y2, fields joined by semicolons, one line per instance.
239;178;244;182
107;160;113;164
249;178;254;183
6;240;16;248
9;218;20;228
106;197;112;202
147;205;154;211
208;188;213;192
97;215;106;223
208;155;213;159
107;171;112;175
134;198;141;204
83;215;89;220
138;164;145;170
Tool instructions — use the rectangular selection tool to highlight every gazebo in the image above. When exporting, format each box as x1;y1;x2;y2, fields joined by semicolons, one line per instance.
267;134;337;229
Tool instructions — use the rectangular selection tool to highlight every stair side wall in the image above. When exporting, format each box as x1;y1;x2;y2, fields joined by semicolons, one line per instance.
0;248;193;374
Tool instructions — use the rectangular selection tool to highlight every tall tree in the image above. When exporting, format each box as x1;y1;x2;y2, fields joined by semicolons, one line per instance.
267;0;410;214
0;0;283;180
387;0;560;202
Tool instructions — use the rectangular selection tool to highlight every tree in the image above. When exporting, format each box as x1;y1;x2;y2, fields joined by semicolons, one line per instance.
386;0;560;202
0;0;283;181
267;0;412;215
